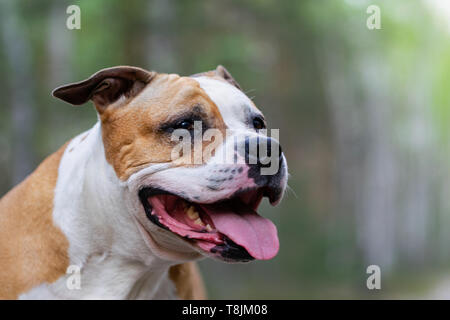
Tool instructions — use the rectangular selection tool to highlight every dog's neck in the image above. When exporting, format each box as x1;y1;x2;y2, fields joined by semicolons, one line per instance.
21;123;178;299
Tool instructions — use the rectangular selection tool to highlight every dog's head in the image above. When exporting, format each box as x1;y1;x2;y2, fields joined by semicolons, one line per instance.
53;66;288;263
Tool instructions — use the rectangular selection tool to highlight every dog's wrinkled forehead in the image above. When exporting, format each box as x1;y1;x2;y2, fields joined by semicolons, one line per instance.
192;76;263;131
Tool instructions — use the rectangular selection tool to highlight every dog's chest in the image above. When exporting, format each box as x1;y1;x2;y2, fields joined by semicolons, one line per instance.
19;255;178;299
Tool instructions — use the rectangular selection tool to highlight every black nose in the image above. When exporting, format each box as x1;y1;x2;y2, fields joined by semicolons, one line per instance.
243;136;283;168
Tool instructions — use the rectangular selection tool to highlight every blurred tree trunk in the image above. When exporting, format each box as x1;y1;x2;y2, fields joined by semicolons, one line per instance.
0;1;35;186
320;33;434;270
147;0;178;71
319;38;398;271
356;56;397;270
395;62;432;264
47;1;73;87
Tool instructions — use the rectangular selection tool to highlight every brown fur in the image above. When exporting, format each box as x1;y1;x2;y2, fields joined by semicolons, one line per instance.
0;143;70;299
0;67;233;299
100;73;226;181
0;137;208;300
98;73;222;298
169;262;206;299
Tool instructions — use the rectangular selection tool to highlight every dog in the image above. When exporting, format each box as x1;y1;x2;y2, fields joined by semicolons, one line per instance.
0;65;288;299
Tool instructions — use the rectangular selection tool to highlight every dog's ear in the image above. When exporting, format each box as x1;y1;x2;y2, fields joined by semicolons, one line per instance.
191;65;242;90
52;66;156;111
214;65;242;90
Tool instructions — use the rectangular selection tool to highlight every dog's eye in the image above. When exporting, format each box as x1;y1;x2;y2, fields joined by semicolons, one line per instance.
252;117;266;130
174;119;194;131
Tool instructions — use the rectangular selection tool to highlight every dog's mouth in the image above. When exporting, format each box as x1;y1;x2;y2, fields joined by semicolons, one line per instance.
138;187;279;262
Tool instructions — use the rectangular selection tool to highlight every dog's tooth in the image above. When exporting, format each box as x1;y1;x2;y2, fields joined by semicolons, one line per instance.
205;224;213;232
194;217;205;227
186;206;199;220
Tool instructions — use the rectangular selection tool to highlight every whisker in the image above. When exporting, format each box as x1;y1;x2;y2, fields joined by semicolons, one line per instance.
285;184;298;199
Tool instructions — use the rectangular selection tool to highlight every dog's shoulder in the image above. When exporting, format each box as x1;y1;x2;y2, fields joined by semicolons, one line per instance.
169;262;206;300
0;142;70;299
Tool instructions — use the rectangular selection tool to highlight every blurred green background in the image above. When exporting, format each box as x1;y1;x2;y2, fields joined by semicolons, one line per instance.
1;0;450;299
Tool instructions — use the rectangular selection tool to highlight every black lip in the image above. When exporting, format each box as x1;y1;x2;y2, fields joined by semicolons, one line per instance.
138;188;170;231
138;187;255;262
211;238;254;262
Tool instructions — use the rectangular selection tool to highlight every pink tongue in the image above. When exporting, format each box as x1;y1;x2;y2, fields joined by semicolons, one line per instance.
200;202;279;260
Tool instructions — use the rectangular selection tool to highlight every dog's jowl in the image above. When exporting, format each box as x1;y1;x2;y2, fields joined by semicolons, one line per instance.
0;65;288;299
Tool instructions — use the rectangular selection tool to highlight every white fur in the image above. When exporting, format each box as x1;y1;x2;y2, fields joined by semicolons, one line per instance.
20;76;287;299
194;76;259;130
132;76;287;204
125;77;274;207
20;123;181;299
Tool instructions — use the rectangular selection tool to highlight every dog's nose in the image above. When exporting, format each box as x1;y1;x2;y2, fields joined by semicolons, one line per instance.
242;136;283;168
